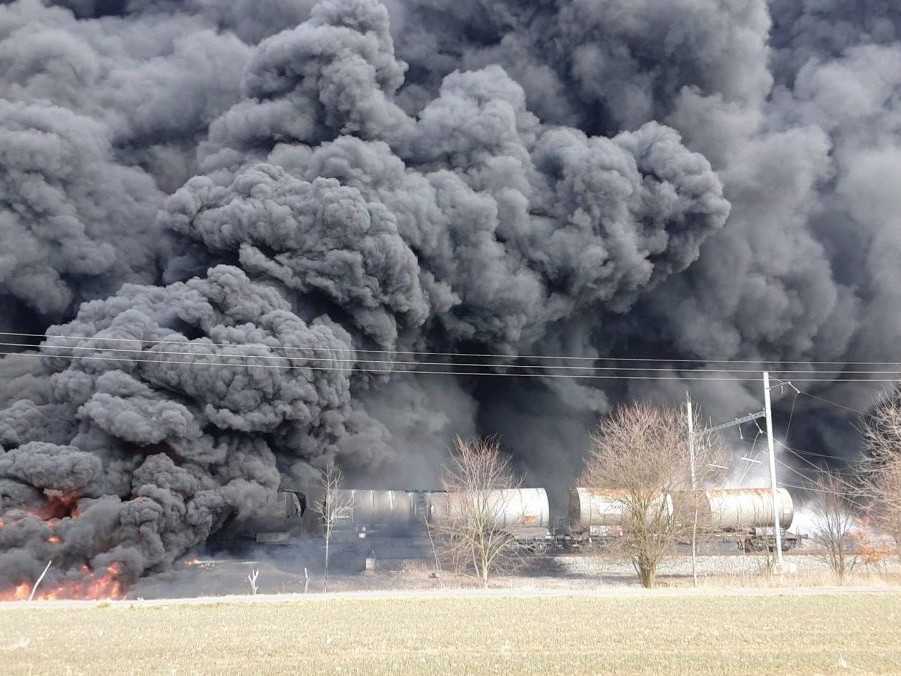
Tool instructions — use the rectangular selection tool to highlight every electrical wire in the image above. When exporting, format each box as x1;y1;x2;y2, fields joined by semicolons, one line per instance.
783;390;799;442
4;349;901;383
4;330;901;366
11;339;901;374
778;443;860;492
778;440;849;467
778;480;864;502
736;431;764;485
774;460;866;507
0;336;882;510
797;390;868;416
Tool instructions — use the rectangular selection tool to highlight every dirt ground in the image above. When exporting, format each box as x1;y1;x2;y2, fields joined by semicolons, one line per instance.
126;550;901;599
2;588;900;674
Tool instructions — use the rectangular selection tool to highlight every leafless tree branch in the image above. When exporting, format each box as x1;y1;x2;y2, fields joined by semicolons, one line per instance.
811;470;859;583
433;437;523;587
580;403;727;588
314;462;352;593
859;388;901;554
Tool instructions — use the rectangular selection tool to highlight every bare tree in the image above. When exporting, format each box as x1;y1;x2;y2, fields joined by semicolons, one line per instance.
28;561;52;602
811;470;859;583
313;461;352;593
581;403;726;588
422;508;443;585
861;388;901;552
434;437;522;587
247;568;260;595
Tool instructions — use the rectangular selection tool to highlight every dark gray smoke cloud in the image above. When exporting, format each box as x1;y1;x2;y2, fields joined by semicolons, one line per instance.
0;0;897;590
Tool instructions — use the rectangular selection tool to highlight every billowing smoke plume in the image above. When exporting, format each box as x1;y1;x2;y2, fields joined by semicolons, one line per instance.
0;0;897;588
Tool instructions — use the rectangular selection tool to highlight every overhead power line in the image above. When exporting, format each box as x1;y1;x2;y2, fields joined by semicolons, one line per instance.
797;390;868;416
3;330;901;367
778;480;865;504
4;339;901;377
2;349;901;384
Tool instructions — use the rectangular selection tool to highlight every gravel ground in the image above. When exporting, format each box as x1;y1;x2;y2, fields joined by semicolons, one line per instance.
554;553;827;577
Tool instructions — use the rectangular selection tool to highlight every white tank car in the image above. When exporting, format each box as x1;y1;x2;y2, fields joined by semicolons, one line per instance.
330;489;424;534
329;488;551;546
568;488;673;536
690;488;794;531
426;488;551;544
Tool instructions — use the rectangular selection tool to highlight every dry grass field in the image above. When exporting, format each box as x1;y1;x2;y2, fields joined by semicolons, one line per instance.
2;590;901;674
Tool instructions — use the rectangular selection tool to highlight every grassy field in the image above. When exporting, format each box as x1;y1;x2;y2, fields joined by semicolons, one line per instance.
2;591;900;674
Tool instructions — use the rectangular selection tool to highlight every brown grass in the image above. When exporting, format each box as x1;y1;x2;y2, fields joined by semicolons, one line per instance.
2;591;901;674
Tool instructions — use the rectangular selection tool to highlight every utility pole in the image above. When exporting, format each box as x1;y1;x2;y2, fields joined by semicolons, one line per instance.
762;371;784;565
686;393;698;586
686;393;696;489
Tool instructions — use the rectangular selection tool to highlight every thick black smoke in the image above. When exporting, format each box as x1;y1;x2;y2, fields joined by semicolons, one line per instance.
0;0;897;588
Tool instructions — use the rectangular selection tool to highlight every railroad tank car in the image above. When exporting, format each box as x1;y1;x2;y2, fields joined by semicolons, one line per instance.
425;488;550;533
568;488;674;536
221;489;306;545
331;489;424;534
677;488;794;531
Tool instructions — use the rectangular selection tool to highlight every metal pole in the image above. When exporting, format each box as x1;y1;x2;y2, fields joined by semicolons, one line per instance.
687;393;698;586
762;372;784;565
687;394;696;489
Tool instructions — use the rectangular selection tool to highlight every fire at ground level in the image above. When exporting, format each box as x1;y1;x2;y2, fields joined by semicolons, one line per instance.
0;484;810;600
2;483;891;600
2;589;900;675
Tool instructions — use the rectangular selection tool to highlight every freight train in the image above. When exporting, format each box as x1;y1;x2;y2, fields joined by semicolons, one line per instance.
222;485;801;553
566;487;801;551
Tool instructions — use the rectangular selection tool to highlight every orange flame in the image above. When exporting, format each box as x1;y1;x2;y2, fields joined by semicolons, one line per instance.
1;490;128;602
30;491;80;520
0;563;125;602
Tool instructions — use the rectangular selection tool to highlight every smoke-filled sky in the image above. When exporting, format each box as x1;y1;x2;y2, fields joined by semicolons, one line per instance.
1;0;900;588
